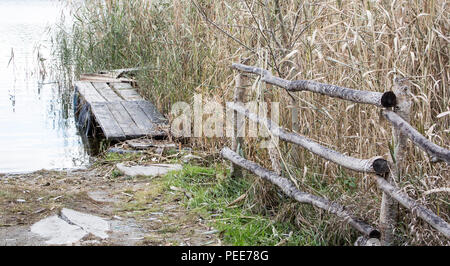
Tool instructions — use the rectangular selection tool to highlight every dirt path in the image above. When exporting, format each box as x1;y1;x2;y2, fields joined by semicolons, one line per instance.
0;166;220;246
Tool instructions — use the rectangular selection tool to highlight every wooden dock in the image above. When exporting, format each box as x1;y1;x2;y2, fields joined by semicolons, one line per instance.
74;73;167;141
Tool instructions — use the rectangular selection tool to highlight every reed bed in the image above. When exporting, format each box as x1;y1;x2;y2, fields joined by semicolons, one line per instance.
54;0;449;245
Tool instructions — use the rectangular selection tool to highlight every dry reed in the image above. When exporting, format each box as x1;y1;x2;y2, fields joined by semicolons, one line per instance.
56;0;449;245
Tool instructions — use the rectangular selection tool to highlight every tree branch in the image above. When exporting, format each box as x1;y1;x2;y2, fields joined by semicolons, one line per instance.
382;110;450;164
227;102;390;175
376;176;450;238
221;147;380;238
232;63;386;107
191;0;256;54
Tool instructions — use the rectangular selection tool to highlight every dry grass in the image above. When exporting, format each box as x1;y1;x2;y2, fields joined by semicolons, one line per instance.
55;0;449;245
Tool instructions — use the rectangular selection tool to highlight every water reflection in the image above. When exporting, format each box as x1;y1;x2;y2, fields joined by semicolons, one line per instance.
0;0;90;173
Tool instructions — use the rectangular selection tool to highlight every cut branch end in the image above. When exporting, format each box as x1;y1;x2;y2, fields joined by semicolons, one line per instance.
381;91;397;108
372;158;390;177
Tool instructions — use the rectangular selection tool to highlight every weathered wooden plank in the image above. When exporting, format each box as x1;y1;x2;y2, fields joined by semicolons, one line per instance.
109;82;134;90
109;82;145;102
117;89;144;101
75;81;105;103
92;82;123;102
90;103;125;140
106;103;143;138
80;74;133;83
137;101;168;124
121;101;160;135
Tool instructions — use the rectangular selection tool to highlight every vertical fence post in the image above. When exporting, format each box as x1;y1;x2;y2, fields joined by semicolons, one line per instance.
230;68;248;178
379;77;412;245
290;94;302;166
266;94;282;175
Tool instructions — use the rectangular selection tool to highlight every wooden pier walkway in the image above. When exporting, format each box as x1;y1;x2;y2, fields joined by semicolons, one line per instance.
74;73;167;140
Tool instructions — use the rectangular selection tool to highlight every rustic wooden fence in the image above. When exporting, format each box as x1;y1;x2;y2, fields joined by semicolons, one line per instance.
221;62;450;246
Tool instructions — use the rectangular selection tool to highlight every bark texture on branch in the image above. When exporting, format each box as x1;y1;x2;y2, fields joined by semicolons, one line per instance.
383;110;450;164
232;63;384;107
376;176;450;239
391;77;413;173
268;146;282;175
221;147;380;238
380;78;412;245
379;171;399;245
227;102;389;175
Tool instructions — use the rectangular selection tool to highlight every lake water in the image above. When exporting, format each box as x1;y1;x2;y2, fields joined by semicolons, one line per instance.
0;0;90;173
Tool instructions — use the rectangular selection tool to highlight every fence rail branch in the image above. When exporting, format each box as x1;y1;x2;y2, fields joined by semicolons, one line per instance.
383;110;450;164
376;176;450;238
232;63;388;107
221;147;380;238
228;102;389;175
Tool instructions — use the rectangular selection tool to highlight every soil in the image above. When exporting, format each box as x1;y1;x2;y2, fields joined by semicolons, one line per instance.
0;164;221;246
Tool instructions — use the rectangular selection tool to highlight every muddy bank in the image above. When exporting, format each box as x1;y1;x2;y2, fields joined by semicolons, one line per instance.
0;160;220;246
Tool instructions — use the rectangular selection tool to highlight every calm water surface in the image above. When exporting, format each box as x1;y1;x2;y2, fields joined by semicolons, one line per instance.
0;0;90;173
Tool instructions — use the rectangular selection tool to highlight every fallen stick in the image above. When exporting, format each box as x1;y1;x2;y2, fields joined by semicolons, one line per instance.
227;102;390;175
376;176;450;239
221;147;380;238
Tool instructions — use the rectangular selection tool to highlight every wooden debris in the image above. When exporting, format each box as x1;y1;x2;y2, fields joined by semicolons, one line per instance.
126;139;176;150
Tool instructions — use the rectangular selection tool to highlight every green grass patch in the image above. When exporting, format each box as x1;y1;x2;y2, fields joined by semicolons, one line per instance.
164;164;327;246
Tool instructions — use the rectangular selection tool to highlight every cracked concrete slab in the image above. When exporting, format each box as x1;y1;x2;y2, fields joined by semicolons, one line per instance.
116;163;182;177
30;215;87;245
87;191;121;203
30;208;110;245
1;168;220;246
26;208;147;246
60;208;110;239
